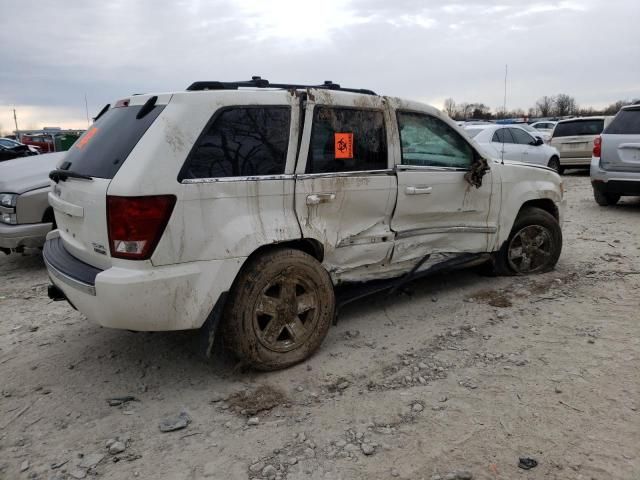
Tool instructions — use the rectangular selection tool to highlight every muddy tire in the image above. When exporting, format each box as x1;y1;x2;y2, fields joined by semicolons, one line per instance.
593;188;620;206
221;248;335;371
492;207;562;276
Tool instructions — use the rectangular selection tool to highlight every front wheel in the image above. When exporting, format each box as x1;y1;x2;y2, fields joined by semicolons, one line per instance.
547;156;561;174
493;207;562;275
221;248;335;371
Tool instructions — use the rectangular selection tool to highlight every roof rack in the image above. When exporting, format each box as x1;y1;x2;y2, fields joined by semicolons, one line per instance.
186;76;377;96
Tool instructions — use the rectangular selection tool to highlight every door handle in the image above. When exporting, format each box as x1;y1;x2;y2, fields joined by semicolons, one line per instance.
405;186;432;195
306;193;336;205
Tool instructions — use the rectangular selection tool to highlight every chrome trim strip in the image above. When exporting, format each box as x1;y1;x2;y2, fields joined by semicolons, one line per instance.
0;205;15;214
336;235;391;248
296;169;394;179
44;256;96;296
182;174;295;184
396;225;497;239
395;165;468;173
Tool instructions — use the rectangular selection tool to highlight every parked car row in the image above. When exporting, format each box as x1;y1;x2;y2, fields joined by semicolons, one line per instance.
0;137;40;161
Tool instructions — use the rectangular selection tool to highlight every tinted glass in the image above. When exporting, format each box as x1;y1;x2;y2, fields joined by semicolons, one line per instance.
61;105;164;179
181;107;290;179
510;128;534;145
398;112;473;168
605;108;640;135
492;128;516;144
553;119;604;137
306;107;387;173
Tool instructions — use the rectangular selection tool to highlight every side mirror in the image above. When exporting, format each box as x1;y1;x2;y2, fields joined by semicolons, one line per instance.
532;137;544;146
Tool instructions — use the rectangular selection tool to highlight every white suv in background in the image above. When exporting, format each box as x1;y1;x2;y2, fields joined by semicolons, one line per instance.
44;78;565;370
591;103;640;205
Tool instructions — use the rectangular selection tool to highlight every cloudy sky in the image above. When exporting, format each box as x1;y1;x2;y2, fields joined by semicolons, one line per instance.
1;0;638;132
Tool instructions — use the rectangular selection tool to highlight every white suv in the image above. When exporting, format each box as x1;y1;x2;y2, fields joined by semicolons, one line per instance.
44;78;565;370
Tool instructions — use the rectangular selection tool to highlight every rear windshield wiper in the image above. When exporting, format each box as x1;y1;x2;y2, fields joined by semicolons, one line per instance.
49;169;94;183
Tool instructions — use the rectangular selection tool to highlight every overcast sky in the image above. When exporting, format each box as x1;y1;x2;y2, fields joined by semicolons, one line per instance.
1;0;638;132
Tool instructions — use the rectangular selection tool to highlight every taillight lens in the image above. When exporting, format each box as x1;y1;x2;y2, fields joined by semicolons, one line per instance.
593;136;602;157
107;195;176;260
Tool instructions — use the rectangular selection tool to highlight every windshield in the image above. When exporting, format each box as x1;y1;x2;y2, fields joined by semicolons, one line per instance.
62;104;165;179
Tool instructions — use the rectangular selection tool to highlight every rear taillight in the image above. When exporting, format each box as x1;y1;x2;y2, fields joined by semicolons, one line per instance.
593;135;602;157
107;195;176;260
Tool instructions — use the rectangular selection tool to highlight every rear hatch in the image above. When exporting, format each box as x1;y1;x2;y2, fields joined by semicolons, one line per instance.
551;118;604;159
599;106;640;172
49;95;169;270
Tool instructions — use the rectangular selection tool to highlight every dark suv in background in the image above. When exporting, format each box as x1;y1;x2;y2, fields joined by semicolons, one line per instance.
591;103;640;205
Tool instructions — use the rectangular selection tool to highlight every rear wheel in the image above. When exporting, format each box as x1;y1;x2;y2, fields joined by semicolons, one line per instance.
493;207;562;275
547;156;561;173
593;188;620;206
222;248;335;371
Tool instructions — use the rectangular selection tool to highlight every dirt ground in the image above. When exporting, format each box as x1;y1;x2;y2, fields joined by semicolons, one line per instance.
1;173;639;480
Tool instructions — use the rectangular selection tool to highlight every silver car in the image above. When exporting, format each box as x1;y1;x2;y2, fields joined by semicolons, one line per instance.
0;152;64;254
591;103;640;205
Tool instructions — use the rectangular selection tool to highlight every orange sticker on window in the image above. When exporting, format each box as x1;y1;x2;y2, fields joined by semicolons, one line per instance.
334;133;353;159
75;126;99;150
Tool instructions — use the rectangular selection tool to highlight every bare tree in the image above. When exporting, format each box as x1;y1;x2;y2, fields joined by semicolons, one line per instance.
535;96;555;117
443;98;456;118
555;94;577;117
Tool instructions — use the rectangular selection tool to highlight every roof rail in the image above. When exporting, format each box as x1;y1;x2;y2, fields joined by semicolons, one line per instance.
186;76;377;96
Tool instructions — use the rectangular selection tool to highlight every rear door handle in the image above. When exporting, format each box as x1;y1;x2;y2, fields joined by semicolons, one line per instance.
405;186;432;195
306;193;336;205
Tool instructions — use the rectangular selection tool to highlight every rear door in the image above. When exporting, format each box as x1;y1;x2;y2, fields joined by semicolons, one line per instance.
491;128;524;161
49;95;170;269
390;109;493;264
294;92;396;280
600;106;640;172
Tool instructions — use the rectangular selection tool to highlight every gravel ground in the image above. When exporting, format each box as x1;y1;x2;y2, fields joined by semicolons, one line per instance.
1;173;639;480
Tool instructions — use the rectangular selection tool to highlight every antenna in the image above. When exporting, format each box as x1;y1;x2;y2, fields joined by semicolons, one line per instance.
501;64;508;165
13;108;19;136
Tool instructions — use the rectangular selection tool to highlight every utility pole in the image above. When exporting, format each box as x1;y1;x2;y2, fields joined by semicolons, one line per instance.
84;94;90;128
13;108;19;137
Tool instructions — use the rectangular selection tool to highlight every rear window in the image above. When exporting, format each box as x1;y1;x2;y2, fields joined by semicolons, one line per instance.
63;104;165;179
553;119;604;138
605;108;640;135
465;128;483;138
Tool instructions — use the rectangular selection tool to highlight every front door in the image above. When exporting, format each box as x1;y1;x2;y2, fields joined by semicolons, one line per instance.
390;110;494;265
294;92;397;283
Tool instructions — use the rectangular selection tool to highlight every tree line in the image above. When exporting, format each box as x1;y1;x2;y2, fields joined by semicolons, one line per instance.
443;95;638;121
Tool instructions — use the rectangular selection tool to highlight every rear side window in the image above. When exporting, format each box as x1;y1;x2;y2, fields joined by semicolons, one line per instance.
180;107;290;179
398;112;473;168
553;119;604;137
605;109;640;135
510;128;534;145
306;107;387;174
63;104;165;179
492;128;516;144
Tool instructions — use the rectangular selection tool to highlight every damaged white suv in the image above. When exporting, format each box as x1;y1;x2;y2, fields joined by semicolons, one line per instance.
44;78;565;370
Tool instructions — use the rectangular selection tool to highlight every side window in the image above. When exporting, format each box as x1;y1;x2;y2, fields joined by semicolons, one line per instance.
180;106;290;179
510;128;534;145
306;107;387;174
492;128;516;144
397;112;473;168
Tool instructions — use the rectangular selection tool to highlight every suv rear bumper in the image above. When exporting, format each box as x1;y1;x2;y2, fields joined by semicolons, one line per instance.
0;222;52;249
590;157;640;196
43;232;243;331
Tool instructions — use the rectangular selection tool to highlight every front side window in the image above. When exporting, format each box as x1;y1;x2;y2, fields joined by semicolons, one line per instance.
306;107;387;174
398;112;473;168
510;128;535;145
180;106;291;179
